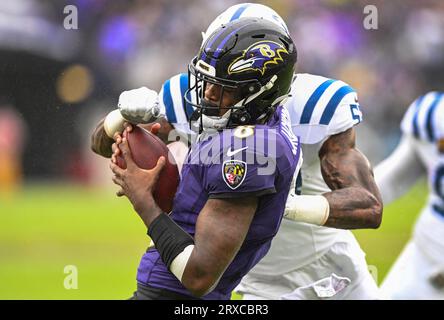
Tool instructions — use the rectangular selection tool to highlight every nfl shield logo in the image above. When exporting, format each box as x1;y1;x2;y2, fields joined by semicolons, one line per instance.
222;160;247;190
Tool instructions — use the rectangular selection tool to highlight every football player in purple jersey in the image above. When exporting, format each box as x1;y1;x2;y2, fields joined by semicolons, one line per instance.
93;3;383;299
109;18;301;299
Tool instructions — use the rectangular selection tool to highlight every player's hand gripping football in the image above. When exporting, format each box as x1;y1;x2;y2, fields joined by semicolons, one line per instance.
109;122;162;163
110;124;166;228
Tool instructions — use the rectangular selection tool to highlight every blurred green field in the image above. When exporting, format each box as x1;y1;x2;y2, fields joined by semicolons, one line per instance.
0;181;428;299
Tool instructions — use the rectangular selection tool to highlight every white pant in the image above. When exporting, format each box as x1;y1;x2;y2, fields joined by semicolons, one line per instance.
236;240;380;300
380;240;444;300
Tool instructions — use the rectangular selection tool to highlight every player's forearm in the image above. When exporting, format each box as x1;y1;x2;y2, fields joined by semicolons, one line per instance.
146;214;210;297
321;148;378;192
180;250;226;297
181;204;252;296
142;211;217;297
148;197;256;298
91;117;114;158
284;189;382;229
286;139;383;229
320;136;383;229
174;240;239;297
322;187;382;229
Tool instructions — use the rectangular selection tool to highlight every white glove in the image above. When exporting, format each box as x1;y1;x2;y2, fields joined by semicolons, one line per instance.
118;87;161;124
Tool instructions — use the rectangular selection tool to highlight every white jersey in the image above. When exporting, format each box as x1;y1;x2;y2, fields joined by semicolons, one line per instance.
252;73;363;274
159;72;363;272
399;91;444;264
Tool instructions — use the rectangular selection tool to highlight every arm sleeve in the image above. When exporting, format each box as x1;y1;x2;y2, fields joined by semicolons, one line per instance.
374;134;426;205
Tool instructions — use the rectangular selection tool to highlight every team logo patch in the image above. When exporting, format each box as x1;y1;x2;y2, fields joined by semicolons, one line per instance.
228;40;289;76
222;160;247;190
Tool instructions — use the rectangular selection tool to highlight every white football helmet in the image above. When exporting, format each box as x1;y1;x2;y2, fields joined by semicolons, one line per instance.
201;3;290;46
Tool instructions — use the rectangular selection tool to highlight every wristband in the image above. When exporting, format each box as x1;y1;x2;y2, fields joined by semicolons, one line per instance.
148;213;195;280
103;109;125;138
284;195;330;226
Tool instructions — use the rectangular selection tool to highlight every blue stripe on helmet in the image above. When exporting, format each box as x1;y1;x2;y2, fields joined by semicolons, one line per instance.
179;73;195;120
425;93;443;141
230;4;251;22
300;79;336;124
412;95;426;139
320;85;355;125
209;25;246;67
201;26;227;63
162;79;177;124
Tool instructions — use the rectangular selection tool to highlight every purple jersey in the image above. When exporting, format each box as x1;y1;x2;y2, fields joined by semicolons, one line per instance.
136;106;301;299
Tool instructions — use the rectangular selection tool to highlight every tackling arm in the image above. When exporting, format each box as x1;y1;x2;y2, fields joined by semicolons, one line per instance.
374;134;425;205
319;127;383;229
90;115;175;158
91;117;115;158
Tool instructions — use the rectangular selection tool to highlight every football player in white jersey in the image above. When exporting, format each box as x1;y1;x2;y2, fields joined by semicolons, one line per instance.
377;92;444;300
91;3;383;300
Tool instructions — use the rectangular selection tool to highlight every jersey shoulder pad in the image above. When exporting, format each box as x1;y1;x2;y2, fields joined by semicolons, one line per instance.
287;73;361;143
401;91;444;142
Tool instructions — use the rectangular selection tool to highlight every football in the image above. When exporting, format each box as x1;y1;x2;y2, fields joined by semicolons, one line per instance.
116;126;180;213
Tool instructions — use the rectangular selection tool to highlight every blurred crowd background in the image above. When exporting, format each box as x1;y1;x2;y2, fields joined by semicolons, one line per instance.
0;0;444;189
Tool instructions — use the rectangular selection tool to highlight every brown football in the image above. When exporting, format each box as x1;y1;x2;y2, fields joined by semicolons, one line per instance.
116;126;180;213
